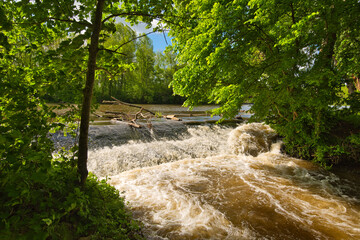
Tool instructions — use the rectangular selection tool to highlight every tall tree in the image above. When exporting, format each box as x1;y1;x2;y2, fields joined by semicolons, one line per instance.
1;0;172;236
78;0;106;185
166;0;360;165
94;23;137;102
135;35;156;102
7;0;172;184
154;49;184;103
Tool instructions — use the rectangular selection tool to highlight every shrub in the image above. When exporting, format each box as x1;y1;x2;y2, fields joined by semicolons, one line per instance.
0;162;143;240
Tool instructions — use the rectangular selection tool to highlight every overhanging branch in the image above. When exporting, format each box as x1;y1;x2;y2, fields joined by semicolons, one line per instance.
17;17;92;28
96;67;115;79
99;31;156;55
48;17;92;27
98;47;127;56
102;12;163;24
116;31;156;50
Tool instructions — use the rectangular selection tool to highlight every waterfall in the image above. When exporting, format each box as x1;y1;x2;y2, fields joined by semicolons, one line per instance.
84;123;360;239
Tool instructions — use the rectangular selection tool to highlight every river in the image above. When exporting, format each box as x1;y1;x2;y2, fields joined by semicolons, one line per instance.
83;122;360;240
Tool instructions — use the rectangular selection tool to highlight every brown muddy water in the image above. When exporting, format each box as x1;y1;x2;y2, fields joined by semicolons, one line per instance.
86;123;360;240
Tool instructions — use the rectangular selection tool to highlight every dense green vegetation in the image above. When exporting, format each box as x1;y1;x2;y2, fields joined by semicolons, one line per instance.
0;0;165;238
1;0;360;238
0;39;142;237
165;0;360;167
46;22;182;105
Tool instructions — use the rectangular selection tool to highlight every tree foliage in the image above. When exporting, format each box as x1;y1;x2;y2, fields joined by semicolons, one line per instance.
166;0;360;166
2;0;359;236
0;0;170;237
2;0;175;184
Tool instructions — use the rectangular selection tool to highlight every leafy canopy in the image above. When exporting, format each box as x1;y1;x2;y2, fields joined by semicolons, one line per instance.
0;0;171;237
166;0;360;165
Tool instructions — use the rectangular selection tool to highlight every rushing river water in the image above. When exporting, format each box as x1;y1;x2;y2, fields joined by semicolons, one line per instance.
85;123;360;240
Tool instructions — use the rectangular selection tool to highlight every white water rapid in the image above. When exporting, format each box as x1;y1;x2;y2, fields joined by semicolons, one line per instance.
88;123;360;240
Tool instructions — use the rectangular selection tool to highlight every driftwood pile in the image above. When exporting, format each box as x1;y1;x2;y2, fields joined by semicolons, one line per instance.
97;97;182;128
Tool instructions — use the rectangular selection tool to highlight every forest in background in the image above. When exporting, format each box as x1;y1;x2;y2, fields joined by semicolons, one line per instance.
44;23;183;104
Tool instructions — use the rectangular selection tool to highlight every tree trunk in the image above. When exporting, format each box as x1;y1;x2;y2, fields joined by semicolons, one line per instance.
353;75;360;92
347;81;356;95
78;0;105;185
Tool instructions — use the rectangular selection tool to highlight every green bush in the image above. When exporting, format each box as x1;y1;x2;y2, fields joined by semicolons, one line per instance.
0;162;143;240
275;111;360;168
0;59;143;240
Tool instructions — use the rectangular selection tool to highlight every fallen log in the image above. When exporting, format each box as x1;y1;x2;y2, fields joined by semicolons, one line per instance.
163;115;182;121
103;114;124;119
92;112;103;118
104;111;130;117
128;121;141;128
108;96;156;115
104;111;124;114
171;117;182;121
110;118;123;123
102;100;118;105
102;111;131;121
164;114;175;119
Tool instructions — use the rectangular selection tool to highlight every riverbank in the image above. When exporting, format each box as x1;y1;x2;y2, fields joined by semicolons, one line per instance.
49;103;253;124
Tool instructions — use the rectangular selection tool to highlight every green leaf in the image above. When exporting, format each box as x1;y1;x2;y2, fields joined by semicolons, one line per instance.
42;218;52;226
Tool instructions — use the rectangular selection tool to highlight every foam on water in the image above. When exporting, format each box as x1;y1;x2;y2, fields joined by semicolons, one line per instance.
88;125;232;177
89;123;360;239
228;123;277;156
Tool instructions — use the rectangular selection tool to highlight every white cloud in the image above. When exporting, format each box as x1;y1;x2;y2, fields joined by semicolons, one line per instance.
116;18;166;35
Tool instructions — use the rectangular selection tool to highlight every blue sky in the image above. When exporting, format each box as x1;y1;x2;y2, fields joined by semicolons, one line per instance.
148;32;172;52
118;18;172;53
